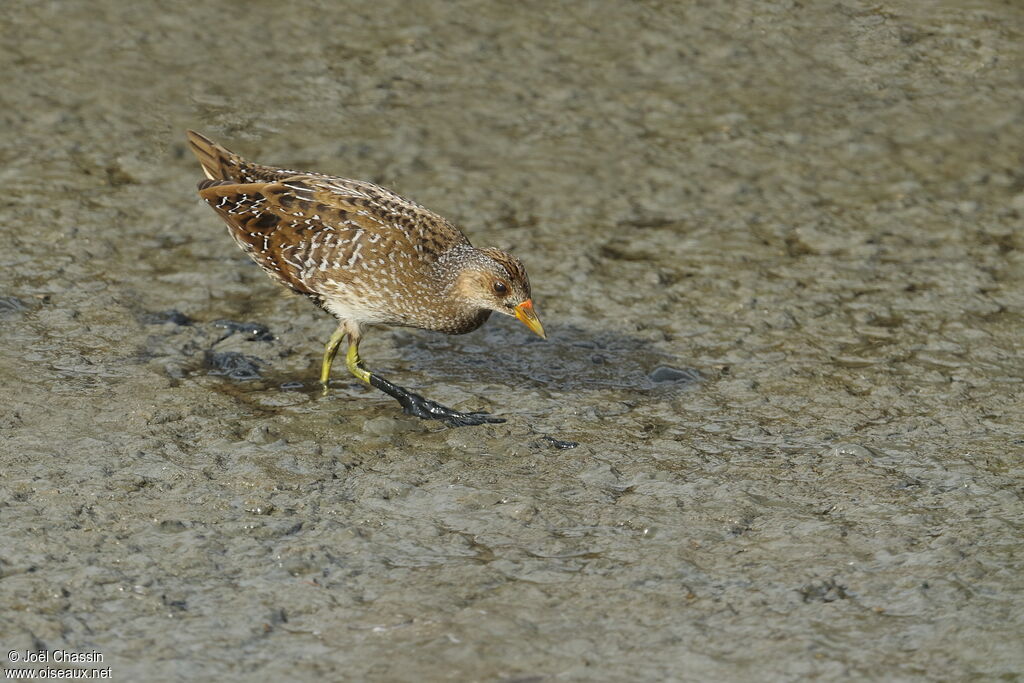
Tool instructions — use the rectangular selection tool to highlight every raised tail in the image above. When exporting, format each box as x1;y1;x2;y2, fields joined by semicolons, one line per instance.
186;130;239;181
186;130;305;185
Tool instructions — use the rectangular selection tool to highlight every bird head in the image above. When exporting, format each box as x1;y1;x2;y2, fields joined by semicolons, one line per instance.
453;247;546;339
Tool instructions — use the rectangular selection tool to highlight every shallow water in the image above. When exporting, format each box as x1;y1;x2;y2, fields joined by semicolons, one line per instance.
2;1;1023;680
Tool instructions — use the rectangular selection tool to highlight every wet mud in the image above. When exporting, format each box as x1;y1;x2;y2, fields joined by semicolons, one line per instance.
2;1;1023;680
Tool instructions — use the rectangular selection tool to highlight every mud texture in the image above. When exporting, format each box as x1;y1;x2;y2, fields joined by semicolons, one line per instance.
2;1;1023;681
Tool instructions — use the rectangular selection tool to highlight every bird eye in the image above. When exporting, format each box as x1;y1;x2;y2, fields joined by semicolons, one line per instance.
493;281;508;295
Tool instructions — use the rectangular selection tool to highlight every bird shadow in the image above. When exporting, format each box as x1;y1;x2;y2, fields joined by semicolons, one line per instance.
386;321;703;396
149;308;702;408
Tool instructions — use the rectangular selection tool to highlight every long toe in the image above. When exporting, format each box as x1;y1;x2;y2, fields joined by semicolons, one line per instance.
444;410;506;427
400;394;505;427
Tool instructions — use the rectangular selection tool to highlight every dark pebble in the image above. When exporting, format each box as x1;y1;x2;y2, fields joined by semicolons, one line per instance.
213;319;274;341
0;296;27;318
649;365;702;384
205;351;262;381
540;436;579;450
141;309;193;326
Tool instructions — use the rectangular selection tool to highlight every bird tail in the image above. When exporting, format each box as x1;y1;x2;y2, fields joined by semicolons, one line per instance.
186;130;240;181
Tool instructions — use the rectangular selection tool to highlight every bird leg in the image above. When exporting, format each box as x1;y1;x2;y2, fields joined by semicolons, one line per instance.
320;323;348;394
344;339;371;384
344;336;505;427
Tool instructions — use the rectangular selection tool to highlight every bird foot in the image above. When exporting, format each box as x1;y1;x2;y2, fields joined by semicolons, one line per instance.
400;393;505;427
369;374;505;427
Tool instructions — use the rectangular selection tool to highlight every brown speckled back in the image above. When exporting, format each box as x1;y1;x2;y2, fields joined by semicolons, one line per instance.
190;132;522;335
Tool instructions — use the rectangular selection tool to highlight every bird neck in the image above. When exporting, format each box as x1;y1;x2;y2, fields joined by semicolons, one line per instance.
433;244;486;290
430;245;494;334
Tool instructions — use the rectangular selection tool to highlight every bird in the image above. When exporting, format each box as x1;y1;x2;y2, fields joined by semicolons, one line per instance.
186;130;545;426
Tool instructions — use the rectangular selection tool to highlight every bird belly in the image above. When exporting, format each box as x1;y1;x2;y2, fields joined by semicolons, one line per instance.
319;276;489;334
321;293;392;326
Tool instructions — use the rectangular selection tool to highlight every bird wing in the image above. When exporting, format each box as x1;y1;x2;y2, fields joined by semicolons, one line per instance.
196;174;469;297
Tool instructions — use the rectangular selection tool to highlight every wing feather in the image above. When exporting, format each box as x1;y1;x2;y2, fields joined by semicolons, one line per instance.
197;174;470;300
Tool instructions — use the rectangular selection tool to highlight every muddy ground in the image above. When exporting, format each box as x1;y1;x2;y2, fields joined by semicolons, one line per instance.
2;1;1023;680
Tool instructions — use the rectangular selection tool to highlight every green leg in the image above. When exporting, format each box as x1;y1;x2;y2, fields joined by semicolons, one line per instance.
320;324;347;391
328;327;504;427
345;339;371;384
